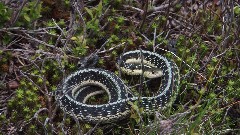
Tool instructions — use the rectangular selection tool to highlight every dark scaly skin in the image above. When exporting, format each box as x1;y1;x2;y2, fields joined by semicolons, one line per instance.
56;50;180;124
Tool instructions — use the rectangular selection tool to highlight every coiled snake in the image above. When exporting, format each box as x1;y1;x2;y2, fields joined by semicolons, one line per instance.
56;50;180;124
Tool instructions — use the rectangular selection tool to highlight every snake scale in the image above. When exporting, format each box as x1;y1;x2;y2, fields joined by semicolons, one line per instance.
55;50;180;124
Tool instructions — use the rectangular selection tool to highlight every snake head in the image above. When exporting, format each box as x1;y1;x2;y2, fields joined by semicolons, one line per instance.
78;54;99;68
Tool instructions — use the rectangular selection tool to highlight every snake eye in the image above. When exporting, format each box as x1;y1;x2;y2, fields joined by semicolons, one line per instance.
152;70;155;74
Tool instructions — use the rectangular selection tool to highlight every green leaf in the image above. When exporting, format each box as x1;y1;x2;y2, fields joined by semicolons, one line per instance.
71;36;77;41
96;0;103;15
85;7;93;19
24;14;31;22
234;6;240;15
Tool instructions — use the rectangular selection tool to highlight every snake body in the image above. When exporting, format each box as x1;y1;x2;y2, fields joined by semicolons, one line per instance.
56;50;180;123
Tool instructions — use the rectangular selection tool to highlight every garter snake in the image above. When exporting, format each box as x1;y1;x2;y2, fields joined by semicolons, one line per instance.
56;50;180;124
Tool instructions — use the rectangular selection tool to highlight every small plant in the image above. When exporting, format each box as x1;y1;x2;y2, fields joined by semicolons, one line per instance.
0;2;11;28
16;1;42;27
128;101;144;124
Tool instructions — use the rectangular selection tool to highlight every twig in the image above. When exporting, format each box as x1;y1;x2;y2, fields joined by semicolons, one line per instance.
85;123;100;135
148;0;179;14
52;19;66;47
34;108;48;118
123;5;144;13
71;112;83;135
60;113;67;135
98;42;126;54
139;0;149;31
74;0;86;38
9;0;28;26
138;49;144;126
19;70;44;94
153;26;157;52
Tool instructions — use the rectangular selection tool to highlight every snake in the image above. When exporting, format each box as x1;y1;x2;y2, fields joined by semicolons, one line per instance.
55;50;180;124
